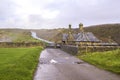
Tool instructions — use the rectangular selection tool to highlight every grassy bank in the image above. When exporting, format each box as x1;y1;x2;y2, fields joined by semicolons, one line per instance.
0;47;43;80
77;49;120;74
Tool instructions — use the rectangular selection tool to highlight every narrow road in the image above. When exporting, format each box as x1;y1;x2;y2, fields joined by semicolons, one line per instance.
34;49;120;80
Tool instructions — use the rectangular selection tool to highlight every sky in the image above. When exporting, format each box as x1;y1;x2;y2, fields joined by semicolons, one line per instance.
0;0;120;29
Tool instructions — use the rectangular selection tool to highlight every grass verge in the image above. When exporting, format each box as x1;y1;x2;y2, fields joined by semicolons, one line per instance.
0;47;43;80
77;49;120;74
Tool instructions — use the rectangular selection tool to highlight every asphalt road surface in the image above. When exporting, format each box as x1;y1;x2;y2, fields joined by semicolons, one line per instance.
34;48;120;80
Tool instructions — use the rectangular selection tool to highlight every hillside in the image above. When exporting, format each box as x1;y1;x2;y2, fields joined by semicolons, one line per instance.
0;29;40;42
0;24;120;44
33;24;120;44
84;24;120;44
32;29;64;42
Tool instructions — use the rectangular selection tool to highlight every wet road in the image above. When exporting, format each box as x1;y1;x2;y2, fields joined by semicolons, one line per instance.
34;49;120;80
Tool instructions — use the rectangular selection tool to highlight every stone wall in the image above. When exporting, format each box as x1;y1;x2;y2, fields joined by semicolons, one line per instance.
61;45;78;55
0;42;43;47
61;45;119;55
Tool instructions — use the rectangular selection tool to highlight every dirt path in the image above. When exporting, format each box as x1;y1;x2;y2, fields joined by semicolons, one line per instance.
34;48;120;80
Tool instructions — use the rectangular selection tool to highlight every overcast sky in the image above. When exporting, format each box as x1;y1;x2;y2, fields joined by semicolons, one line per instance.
0;0;120;29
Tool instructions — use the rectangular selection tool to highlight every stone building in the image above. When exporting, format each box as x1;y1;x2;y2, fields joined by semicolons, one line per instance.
62;23;101;46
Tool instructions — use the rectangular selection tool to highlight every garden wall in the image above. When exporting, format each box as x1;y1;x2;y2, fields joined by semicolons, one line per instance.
61;45;78;55
61;45;119;55
0;42;43;47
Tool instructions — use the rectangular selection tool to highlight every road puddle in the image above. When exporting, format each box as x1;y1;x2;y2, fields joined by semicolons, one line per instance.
50;59;58;64
73;61;84;64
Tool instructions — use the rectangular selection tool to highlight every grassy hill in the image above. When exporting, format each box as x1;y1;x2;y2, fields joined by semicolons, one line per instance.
0;29;40;42
84;24;120;44
32;29;64;43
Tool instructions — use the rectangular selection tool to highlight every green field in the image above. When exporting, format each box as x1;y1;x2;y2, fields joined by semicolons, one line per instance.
0;47;43;80
77;49;120;74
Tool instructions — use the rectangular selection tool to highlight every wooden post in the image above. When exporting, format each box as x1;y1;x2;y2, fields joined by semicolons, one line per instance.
86;45;88;54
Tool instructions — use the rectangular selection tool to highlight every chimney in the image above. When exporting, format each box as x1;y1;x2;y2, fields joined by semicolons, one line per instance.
79;23;84;32
69;24;72;30
69;24;72;33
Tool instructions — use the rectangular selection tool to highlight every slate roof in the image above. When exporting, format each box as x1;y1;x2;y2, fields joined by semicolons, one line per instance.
62;32;100;42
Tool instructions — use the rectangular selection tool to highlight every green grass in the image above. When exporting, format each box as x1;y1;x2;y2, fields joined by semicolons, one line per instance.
0;29;40;42
0;47;43;80
77;49;120;74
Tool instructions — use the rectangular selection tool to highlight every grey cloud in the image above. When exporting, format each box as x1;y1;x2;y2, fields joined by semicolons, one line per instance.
28;15;44;23
0;0;120;29
51;0;120;27
0;0;16;20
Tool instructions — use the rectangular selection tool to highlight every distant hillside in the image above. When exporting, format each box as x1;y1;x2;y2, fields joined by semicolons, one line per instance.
33;24;120;44
84;24;120;44
1;23;119;44
32;29;64;43
0;29;40;42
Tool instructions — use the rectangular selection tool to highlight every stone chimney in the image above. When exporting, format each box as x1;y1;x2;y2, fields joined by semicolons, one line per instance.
68;24;74;41
79;23;84;32
69;24;72;33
